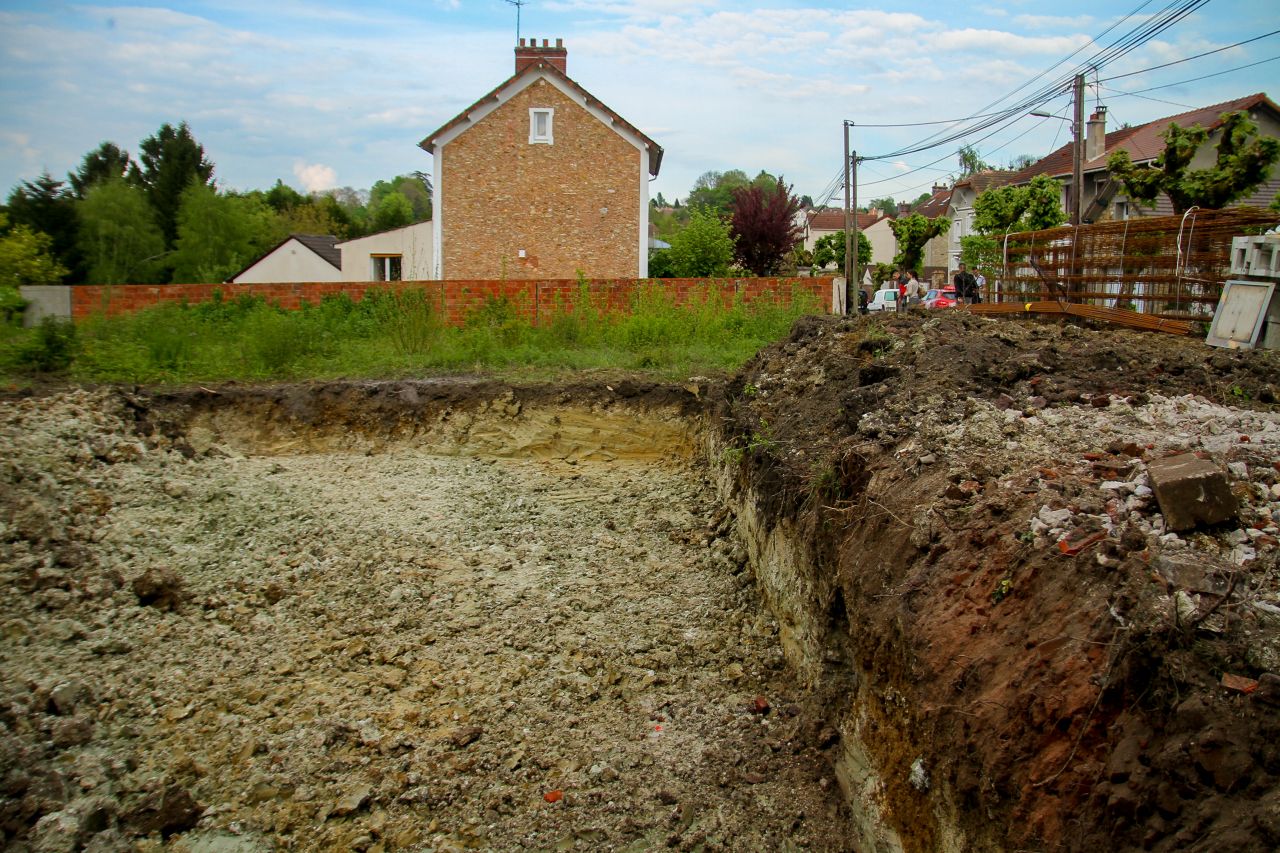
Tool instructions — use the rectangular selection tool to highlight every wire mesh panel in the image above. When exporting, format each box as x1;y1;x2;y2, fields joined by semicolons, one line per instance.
995;208;1280;319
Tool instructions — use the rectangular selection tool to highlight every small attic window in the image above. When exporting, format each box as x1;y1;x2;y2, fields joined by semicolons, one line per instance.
529;108;553;144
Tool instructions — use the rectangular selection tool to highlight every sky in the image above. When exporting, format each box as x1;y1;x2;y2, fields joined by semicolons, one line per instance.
2;0;1278;209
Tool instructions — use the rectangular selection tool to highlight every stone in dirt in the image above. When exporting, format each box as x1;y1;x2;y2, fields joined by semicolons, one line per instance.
131;566;187;610
1147;453;1238;531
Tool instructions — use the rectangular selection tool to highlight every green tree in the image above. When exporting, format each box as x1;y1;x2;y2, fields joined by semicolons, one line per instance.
370;174;432;222
867;196;897;214
170;184;275;283
368;191;415;233
972;175;1066;234
1108;111;1280;214
1008;153;1037;171
69;142;132;198
5;172;79;279
889;213;949;273
812;230;872;271
0;212;68;289
76;179;166;284
729;176;803;275
666;206;734;277
686;169;750;217
129;122;215;248
958;144;992;177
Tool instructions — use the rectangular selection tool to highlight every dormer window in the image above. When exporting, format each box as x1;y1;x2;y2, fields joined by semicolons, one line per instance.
529;108;553;144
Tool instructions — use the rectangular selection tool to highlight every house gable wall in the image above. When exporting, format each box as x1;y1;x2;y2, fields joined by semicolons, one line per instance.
232;238;342;284
337;221;434;282
438;76;642;280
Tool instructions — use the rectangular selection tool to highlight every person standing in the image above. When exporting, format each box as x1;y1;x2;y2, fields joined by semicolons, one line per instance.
974;271;987;304
896;271;909;313
906;271;923;307
954;263;978;306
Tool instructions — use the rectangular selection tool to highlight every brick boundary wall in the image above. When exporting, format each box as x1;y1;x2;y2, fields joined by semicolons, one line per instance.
69;278;835;324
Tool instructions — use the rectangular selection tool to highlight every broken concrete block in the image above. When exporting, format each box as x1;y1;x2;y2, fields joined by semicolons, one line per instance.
1147;454;1238;532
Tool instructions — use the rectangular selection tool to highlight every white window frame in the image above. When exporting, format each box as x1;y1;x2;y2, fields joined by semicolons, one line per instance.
371;254;402;282
529;108;554;144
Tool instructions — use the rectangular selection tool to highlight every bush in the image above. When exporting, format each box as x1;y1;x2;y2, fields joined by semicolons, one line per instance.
0;285;28;327
17;316;78;373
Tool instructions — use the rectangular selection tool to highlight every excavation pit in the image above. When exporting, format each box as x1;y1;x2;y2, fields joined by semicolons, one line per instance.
0;383;856;852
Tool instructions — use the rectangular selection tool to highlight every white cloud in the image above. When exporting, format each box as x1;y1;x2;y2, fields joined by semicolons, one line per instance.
293;161;337;192
893;161;910;172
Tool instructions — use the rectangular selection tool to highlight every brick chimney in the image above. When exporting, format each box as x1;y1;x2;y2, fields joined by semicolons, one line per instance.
1086;106;1107;162
515;38;567;74
897;201;912;216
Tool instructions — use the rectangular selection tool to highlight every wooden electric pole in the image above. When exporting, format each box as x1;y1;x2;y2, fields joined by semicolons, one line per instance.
1071;72;1085;227
843;121;852;314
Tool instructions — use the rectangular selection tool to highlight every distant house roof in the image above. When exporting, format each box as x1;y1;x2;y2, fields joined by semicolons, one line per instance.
225;234;339;283
420;58;663;176
806;209;887;231
1008;92;1280;183
333;219;432;247
911;186;953;218
952;170;1016;195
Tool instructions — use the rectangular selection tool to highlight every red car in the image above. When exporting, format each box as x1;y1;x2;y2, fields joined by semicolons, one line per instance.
924;287;959;309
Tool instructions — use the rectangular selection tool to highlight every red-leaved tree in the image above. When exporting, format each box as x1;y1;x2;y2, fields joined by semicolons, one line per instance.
729;177;803;276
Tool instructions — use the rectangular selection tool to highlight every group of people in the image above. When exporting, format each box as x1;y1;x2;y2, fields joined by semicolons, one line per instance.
952;263;985;305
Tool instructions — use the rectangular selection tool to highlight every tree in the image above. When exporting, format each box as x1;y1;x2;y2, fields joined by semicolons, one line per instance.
129;122;215;248
867;197;897;214
5;172;79;279
687;169;750;217
0;213;67;289
812;231;872;271
370;174;431;223
972;175;1066;234
76;179;166;284
666;206;734;277
958;144;992;177
1008;153;1037;171
368;191;414;233
889;213;949;273
728;176;803;275
170;184;275;283
69;142;132;198
1108;110;1280;214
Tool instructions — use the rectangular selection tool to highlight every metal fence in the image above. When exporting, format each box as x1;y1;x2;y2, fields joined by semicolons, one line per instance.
989;207;1280;319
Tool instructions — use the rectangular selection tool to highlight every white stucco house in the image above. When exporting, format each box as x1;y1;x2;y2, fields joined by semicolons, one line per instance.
229;234;342;283
228;221;434;284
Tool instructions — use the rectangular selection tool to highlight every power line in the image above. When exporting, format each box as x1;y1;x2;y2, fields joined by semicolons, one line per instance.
1099;83;1194;109
1106;54;1280;94
1099;29;1280;82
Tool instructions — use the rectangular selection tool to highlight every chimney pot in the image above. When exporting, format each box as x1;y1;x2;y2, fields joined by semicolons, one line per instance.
515;37;568;74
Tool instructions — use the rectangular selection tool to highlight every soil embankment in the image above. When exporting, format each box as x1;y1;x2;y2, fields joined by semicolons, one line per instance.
3;310;1280;851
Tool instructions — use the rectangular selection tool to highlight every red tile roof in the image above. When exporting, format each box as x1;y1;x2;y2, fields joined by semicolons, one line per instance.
421;59;663;176
952;170;1016;194
1008;92;1279;183
911;186;953;217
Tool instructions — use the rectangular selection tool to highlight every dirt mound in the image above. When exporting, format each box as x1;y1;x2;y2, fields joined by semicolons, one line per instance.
718;311;1280;851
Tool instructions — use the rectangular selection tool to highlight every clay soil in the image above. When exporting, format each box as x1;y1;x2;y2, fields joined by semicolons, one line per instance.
3;309;1280;852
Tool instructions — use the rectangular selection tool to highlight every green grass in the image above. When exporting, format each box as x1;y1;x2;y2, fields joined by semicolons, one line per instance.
0;283;821;385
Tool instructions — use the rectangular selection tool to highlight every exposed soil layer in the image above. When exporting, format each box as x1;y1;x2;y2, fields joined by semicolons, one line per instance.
3;309;1280;852
717;311;1280;852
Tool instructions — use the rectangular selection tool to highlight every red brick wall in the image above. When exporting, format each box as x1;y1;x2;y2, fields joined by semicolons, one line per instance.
70;278;834;324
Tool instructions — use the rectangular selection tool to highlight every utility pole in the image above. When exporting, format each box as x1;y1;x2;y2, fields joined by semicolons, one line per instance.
851;152;860;307
843;121;852;314
1072;72;1085;227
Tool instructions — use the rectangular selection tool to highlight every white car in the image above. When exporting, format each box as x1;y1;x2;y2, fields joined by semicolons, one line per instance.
866;287;899;313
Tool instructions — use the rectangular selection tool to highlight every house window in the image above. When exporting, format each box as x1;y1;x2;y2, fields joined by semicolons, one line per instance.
372;255;402;281
529;108;553;144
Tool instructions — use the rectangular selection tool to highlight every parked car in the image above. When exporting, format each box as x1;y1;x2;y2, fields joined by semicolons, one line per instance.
923;287;959;309
866;288;899;313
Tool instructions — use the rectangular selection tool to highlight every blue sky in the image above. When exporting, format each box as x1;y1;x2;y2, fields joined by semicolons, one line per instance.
2;0;1278;208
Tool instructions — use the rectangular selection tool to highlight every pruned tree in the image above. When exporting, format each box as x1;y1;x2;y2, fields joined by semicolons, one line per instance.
1107;110;1280;214
728;177;803;276
972;175;1066;234
889;213;949;273
812;230;872;271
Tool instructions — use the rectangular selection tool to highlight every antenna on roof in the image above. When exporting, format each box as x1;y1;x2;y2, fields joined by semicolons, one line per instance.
503;0;528;43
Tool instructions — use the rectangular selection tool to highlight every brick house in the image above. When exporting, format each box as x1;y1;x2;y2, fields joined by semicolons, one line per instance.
1005;93;1280;222
421;39;663;280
